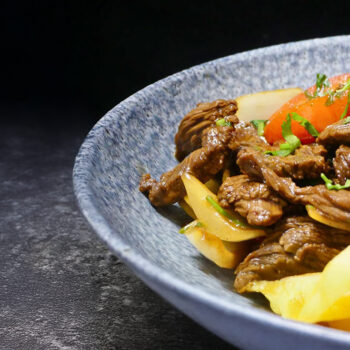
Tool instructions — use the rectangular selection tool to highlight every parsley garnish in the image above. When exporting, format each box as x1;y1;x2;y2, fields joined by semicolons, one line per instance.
290;112;319;137
216;118;231;127
205;195;247;228
340;92;350;119
321;173;350;190
305;73;330;100
281;114;302;149
343;116;350;124
251;120;268;136
326;78;350;105
265;113;319;157
265;114;301;157
304;74;350;107
179;221;204;234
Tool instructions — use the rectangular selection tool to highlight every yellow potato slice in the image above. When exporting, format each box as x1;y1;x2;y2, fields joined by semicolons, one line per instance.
205;179;220;194
181;173;265;241
298;245;350;323
184;220;247;269
179;200;196;219
245;246;350;324
306;205;350;232
222;168;230;182
246;273;320;319
179;178;220;218
236;88;303;122
329;318;350;332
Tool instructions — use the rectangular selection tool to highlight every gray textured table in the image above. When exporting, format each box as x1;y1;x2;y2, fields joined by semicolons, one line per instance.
0;114;236;349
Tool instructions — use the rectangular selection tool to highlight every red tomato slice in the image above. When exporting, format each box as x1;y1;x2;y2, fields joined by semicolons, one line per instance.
264;73;350;145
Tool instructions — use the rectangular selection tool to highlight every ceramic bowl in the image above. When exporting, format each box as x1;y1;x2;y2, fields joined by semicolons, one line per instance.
73;36;350;350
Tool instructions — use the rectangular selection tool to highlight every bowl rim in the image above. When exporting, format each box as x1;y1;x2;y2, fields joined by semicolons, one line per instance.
73;35;350;346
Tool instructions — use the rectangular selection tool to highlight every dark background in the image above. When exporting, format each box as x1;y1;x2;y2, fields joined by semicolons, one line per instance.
2;0;350;124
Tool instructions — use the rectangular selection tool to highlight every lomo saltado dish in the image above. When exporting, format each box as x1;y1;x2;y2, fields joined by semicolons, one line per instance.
140;73;350;330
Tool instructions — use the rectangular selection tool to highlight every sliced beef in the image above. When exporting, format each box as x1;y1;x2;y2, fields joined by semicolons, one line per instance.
264;144;328;180
217;175;286;226
234;216;350;293
237;144;328;180
174;99;238;161
333;145;350;185
234;243;310;293
229;122;328;180
228;121;271;151
317;119;350;147
140;125;233;206
237;149;350;222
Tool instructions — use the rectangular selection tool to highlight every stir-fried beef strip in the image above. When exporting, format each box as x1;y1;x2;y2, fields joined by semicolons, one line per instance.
333;145;350;185
262;144;328;180
229;123;329;180
237;149;350;222
140;125;234;206
317;119;350;147
174;99;238;161
228;121;271;151
234;216;350;293
237;144;329;180
217;175;286;226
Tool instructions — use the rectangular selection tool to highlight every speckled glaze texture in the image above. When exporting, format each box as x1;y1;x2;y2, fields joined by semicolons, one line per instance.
74;36;350;350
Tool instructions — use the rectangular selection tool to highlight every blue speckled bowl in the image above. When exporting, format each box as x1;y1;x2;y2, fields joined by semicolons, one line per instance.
73;36;350;350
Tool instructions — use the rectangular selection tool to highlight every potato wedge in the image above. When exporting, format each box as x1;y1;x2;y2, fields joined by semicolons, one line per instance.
236;88;303;122
298;245;350;323
205;178;220;194
246;273;320;319
180;178;220;218
222;168;230;182
181;173;265;241
245;246;350;324
329;318;350;332
306;205;350;232
179;200;196;219
184;220;247;268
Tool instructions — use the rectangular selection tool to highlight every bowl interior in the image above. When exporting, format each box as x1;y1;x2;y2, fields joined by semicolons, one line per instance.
75;36;350;330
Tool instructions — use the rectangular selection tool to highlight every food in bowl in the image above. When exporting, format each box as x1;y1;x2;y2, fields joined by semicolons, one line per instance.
139;73;350;331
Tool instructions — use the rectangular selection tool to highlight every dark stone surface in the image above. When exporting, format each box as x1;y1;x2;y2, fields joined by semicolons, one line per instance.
0;113;235;350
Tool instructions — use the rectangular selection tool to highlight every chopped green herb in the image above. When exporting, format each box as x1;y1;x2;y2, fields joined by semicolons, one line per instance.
343;116;350;124
216;118;231;127
264;149;291;157
251;119;268;136
264;114;301;157
264;113;319;157
282;114;302;149
304;74;350;106
326;78;350;105
316;73;329;89
340;92;350;119
179;221;204;234
305;73;330;100
290;112;319;137
205;195;247;228
321;173;350;190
